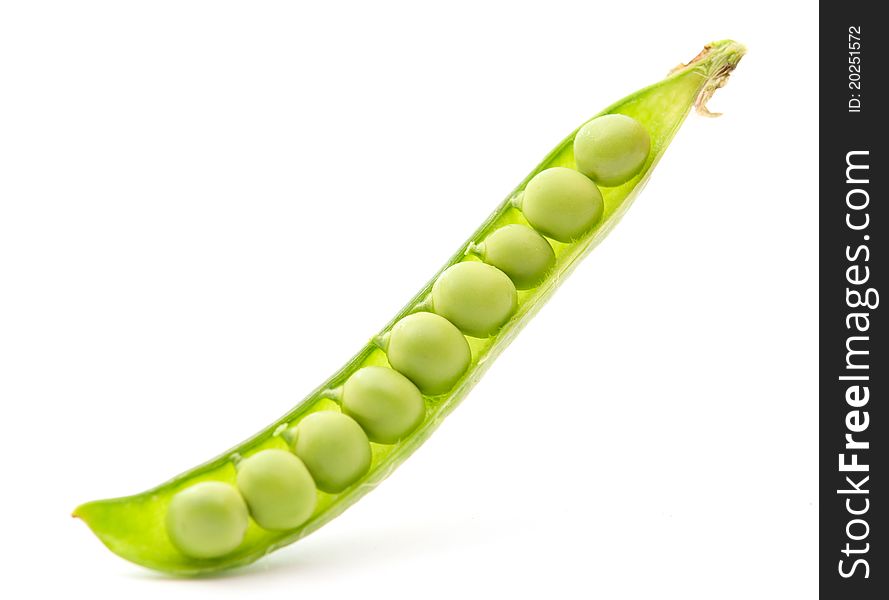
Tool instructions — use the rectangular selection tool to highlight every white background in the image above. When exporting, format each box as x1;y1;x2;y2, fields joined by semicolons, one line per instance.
0;1;818;598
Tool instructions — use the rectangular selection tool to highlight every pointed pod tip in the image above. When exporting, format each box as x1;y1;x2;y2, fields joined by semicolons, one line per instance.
72;502;87;520
71;499;101;526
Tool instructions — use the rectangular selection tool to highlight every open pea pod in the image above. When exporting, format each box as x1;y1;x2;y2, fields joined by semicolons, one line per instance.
74;40;745;574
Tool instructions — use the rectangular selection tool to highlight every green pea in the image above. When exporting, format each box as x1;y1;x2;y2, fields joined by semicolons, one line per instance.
235;449;316;531
477;224;555;289
431;261;517;337
573;114;651;187
342;366;425;444
520;167;603;242
165;481;248;559
289;412;371;494
386;311;471;395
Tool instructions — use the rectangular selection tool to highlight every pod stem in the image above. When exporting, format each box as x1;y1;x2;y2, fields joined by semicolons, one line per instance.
670;39;746;117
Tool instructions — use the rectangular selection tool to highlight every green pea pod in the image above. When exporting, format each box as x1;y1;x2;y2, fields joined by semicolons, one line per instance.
74;40;745;574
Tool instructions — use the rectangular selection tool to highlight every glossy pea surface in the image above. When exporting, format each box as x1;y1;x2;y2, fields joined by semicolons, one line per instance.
290;412;372;493
432;261;517;337
165;482;248;559
478;224;555;289
342;366;425;444
573;114;651;187
520;167;603;242
386;311;471;395
236;449;316;531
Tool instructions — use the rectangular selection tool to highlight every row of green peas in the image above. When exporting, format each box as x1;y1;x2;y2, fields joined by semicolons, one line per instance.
164;114;651;559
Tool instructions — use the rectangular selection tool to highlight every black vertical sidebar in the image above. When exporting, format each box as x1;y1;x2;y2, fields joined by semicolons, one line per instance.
820;3;886;598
